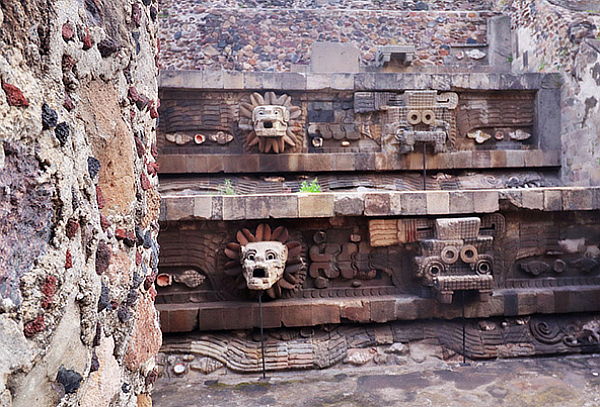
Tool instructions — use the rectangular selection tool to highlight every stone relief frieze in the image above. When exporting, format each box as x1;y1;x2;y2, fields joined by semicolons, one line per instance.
223;224;306;298
239;92;303;153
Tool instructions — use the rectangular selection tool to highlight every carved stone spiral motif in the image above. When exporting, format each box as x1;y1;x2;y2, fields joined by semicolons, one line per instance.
224;224;306;299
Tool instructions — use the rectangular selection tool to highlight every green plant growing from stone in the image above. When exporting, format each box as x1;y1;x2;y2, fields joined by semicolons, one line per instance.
538;61;547;72
299;178;322;193
220;179;236;195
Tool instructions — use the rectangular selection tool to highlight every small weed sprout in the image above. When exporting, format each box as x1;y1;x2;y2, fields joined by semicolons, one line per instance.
299;178;322;193
220;179;236;195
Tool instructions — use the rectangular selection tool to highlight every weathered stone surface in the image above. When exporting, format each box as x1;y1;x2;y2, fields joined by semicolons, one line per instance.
79;336;121;407
81;81;136;216
125;296;162;372
0;0;160;403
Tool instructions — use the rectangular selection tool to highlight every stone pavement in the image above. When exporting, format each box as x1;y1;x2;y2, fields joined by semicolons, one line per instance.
154;354;600;407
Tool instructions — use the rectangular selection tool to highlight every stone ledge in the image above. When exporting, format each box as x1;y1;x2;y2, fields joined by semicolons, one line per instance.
159;187;600;221
159;70;562;91
158;150;560;174
156;285;600;332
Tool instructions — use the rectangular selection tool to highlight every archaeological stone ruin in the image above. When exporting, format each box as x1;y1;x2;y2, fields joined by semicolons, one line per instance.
154;0;600;383
0;0;599;406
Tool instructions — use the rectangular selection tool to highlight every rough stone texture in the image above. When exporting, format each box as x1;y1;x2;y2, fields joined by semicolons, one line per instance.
504;0;600;186
159;5;494;71
0;0;161;405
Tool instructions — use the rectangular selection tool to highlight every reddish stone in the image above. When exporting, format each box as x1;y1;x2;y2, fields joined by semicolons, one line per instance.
148;286;157;301
2;83;29;107
96;242;112;275
115;228;136;247
61;54;77;72
143;274;155;291
127;86;150;110
150;143;158;158
81;27;93;50
124;295;162;371
130;109;136;121
65;218;79;238
96;186;105;209
63;94;75;111
41;275;58;308
62;22;75;41
24;315;46;337
132;3;142;26
140;172;151;190
100;214;110;231
134;136;145;158
145;369;158;386
149;105;159;119
65;249;73;269
136;250;142;266
146;162;159;176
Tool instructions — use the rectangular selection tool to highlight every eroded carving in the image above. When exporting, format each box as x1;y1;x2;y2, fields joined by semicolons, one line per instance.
239;92;302;153
415;217;494;303
224;224;306;298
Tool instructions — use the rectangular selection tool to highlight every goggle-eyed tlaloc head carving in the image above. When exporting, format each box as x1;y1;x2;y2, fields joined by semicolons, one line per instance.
241;241;288;290
252;105;290;138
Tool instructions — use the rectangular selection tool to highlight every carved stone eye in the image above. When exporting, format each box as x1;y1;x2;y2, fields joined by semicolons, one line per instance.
266;251;277;261
246;252;256;261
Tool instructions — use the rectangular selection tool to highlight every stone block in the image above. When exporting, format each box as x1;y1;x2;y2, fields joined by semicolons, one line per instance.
198;308;225;330
489;150;507;168
310;42;360;73
281;303;313;326
354;73;376;90
473;191;499;213
393;297;423;320
517;291;537;315
543;189;562;211
426;191;450;215
306;74;332;90
159;70;203;89
159;305;198;332
330;74;354;89
505;150;526;167
193;196;213;219
243;72;263;89
281;72;306;90
593;187;600;209
165;197;193;221
562;188;594;211
400;192;427;215
245;195;298;219
310;304;341;325
449;191;474;214
500;189;522;208
340;301;370;322
211;196;223;220
370;299;396;323
524;150;545;167
450;151;472;169
298;193;334;217
202;70;224;89
521;190;544;210
223;71;244;89
261;72;283;89
364;193;390;216
222;196;245;220
536;290;555;314
334;193;364;216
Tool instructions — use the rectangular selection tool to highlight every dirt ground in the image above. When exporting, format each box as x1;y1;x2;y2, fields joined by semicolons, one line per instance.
154;354;600;407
